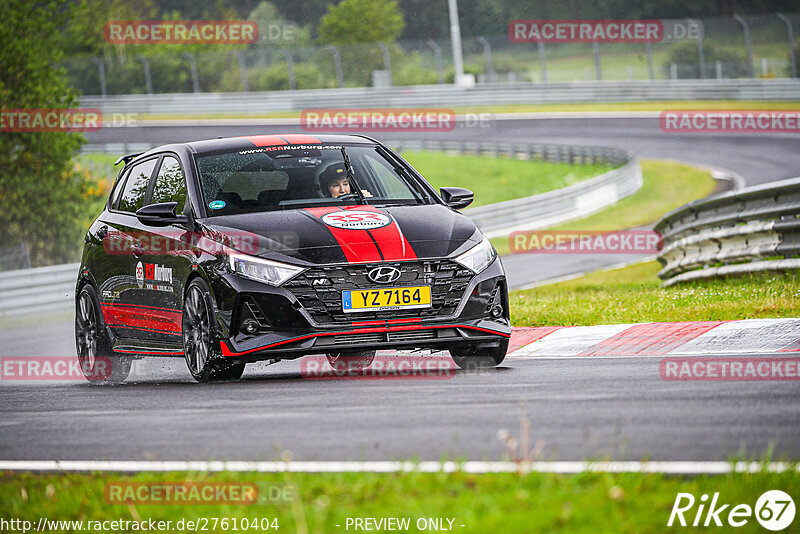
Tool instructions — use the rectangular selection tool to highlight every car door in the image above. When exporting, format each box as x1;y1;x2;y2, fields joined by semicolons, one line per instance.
133;154;192;346
97;156;159;342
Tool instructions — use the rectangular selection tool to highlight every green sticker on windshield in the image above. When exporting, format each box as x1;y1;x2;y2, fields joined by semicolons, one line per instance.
208;200;226;210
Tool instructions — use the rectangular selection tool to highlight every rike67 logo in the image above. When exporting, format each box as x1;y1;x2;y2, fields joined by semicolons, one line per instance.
668;490;795;530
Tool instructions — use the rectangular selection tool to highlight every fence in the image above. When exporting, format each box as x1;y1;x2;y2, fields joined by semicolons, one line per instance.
655;176;800;286
63;13;800;96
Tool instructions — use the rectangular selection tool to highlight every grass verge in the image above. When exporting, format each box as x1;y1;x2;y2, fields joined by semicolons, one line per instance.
511;260;800;327
135;101;800;121
402;151;612;207
491;159;717;256
1;468;797;533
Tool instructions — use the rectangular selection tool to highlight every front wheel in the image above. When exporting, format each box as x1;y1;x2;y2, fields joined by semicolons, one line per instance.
183;279;245;382
450;339;508;370
75;285;132;383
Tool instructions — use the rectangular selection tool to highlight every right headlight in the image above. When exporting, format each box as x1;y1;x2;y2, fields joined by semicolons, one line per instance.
228;254;305;286
454;236;496;274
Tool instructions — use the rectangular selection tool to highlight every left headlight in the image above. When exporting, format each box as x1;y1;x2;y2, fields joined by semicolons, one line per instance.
454;236;496;274
228;254;305;286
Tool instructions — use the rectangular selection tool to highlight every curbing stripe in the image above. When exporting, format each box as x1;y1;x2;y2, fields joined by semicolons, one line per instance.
0;460;797;474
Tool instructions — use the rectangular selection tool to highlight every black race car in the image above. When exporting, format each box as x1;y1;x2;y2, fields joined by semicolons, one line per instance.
75;134;510;382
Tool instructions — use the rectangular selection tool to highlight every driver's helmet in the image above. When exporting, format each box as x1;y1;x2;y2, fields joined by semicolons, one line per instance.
319;162;348;197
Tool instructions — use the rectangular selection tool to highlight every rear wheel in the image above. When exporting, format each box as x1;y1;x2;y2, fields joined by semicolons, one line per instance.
183;279;245;382
326;351;376;372
75;285;132;383
450;339;508;370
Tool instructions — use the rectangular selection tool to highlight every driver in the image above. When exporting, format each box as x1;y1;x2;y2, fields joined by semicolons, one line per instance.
319;162;372;198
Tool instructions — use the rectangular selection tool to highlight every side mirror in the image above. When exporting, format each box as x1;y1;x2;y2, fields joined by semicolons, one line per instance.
440;187;474;210
136;202;189;227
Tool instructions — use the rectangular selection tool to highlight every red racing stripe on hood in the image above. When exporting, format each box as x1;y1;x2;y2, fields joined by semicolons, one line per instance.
348;205;417;261
303;207;382;263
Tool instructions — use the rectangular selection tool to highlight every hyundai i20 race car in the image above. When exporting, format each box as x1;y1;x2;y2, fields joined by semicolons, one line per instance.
75;134;510;382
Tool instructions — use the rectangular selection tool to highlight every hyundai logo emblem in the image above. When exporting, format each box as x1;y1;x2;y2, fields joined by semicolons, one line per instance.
367;266;401;284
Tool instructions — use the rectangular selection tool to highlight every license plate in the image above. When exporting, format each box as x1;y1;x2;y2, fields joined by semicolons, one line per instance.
342;286;431;313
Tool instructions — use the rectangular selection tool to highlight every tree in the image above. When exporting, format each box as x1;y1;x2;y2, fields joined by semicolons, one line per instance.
318;0;404;45
0;0;105;267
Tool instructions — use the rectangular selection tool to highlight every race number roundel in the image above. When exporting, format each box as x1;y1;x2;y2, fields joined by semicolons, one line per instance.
322;211;391;230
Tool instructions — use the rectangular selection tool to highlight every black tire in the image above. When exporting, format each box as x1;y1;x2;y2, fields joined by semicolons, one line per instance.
326;350;376;372
75;285;132;384
183;278;245;382
450;339;508;370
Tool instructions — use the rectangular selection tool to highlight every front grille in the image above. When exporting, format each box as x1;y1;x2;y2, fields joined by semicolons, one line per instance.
387;330;437;342
285;260;473;325
334;333;385;345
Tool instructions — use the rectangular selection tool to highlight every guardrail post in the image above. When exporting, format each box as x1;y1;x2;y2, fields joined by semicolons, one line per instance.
182;53;200;93
777;13;797;78
136;55;153;95
592;41;602;80
278;49;297;90
670;63;678;80
716;60;723;79
734;15;755;78
325;45;344;88
476;37;494;83
687;19;705;79
90;57;107;97
645;42;655;80
426;39;445;84
232;51;249;92
377;42;392;86
537;41;548;83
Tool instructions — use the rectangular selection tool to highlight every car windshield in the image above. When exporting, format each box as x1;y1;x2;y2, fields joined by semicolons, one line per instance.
195;144;426;216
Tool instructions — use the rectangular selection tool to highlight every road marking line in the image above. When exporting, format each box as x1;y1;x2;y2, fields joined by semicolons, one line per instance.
0;460;796;474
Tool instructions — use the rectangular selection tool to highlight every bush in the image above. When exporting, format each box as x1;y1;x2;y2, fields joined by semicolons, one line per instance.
662;41;749;79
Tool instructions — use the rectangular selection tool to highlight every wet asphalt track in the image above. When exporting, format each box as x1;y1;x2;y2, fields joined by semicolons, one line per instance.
0;117;798;462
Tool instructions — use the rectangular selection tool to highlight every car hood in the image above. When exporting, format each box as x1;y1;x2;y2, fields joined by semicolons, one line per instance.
201;204;480;265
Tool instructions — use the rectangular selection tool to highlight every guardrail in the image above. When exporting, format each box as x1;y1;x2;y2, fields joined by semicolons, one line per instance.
81;79;800;115
0;263;79;318
655;177;800;286
1;141;639;317
385;140;639;237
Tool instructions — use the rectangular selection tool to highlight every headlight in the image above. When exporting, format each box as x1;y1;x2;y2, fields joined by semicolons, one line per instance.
454;236;496;274
228;254;305;286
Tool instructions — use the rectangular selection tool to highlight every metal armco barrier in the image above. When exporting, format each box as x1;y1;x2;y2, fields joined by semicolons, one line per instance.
0;263;79;317
81;79;800;115
385;140;639;237
3;141;638;317
655;176;800;286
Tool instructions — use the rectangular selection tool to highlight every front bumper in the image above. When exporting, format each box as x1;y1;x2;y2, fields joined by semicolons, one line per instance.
211;256;510;363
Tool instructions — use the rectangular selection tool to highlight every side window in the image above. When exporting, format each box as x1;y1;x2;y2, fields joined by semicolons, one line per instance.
109;168;129;209
117;159;157;213
361;152;418;200
151;156;187;212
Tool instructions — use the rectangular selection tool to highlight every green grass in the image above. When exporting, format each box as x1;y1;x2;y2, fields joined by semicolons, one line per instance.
2;468;798;533
137;100;800;121
491;159;717;256
510;260;800;327
403;150;613;207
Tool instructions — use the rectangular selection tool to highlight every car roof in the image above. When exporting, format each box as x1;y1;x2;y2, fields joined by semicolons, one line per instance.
188;134;377;155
